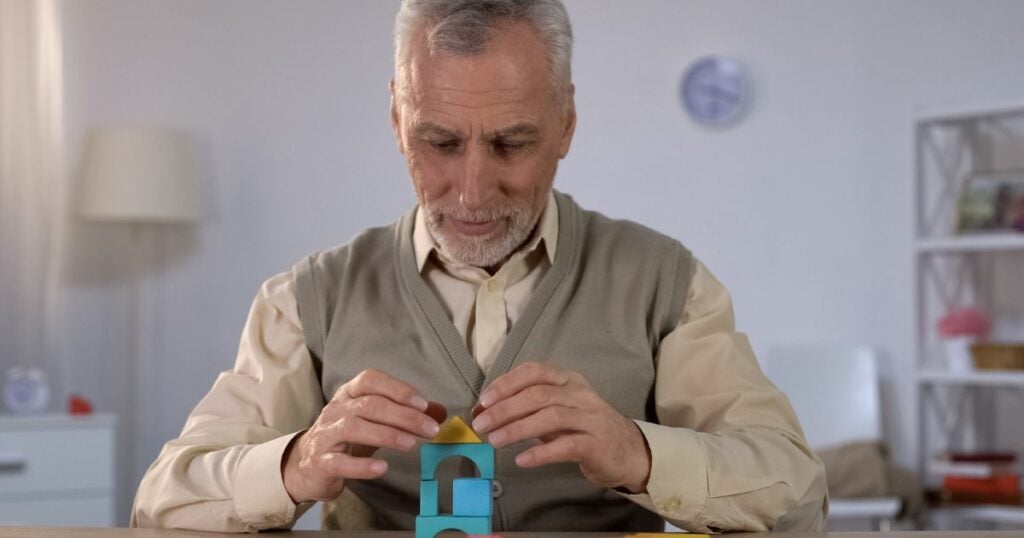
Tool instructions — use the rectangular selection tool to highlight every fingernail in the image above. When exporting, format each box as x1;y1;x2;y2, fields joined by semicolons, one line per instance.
515;452;533;466
410;395;428;411
370;460;388;473
479;390;495;408
423;420;440;437
472;415;491;433
488;430;506;446
398;434;416;450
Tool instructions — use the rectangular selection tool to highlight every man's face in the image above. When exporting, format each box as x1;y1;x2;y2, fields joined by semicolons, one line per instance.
391;22;576;269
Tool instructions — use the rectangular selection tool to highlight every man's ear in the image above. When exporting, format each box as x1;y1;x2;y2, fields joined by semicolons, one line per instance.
558;84;577;159
390;79;405;154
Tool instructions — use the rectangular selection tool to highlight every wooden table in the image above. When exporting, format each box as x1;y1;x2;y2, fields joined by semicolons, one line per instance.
3;530;1024;537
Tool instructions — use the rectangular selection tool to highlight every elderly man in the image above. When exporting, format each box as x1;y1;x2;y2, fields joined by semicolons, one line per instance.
133;0;827;533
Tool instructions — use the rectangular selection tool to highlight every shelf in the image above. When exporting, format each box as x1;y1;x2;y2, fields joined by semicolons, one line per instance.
916;233;1024;253
0;413;117;430
931;505;1024;525
916;100;1024;125
919;370;1024;387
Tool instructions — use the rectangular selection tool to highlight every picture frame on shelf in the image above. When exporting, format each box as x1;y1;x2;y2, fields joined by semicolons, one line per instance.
955;170;1024;234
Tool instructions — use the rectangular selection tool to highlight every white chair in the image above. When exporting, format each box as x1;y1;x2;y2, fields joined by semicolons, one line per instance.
760;344;902;531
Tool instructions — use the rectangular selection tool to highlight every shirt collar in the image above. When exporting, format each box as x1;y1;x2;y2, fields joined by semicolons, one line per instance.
413;190;559;273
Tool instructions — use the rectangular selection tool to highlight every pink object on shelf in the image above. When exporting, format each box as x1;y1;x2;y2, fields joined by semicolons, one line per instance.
937;307;991;338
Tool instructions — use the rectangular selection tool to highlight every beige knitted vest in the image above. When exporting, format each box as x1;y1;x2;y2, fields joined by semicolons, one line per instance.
293;191;693;532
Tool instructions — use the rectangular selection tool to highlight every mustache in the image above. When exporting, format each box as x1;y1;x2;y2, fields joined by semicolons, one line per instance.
424;202;525;225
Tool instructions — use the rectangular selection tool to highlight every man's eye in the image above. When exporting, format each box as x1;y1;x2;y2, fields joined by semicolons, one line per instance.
430;140;461;153
494;141;527;155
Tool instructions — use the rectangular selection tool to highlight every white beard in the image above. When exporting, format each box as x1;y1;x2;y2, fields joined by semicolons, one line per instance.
423;197;541;268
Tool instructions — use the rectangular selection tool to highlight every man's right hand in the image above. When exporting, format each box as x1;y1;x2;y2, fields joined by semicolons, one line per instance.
281;368;446;503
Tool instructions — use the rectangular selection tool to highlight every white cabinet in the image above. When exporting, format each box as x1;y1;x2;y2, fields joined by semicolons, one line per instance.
913;102;1024;529
0;414;116;526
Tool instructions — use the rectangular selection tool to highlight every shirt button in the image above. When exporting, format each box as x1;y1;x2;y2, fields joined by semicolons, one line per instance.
487;280;498;292
491;480;504;498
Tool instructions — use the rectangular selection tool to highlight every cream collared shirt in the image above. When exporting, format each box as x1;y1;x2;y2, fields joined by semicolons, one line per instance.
132;193;826;533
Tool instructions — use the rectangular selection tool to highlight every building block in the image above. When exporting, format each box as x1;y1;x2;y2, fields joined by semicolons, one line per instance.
452;478;492;516
415;515;491;538
420;442;495;480
419;480;439;516
417;418;495;537
432;416;483;444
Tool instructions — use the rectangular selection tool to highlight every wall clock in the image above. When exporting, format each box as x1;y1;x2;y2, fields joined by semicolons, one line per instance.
680;56;753;127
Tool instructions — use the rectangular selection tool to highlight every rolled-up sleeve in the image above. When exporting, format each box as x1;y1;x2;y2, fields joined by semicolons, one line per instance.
131;272;324;532
621;260;828;533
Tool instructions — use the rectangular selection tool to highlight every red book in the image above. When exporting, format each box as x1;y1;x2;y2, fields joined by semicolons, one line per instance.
944;474;1020;495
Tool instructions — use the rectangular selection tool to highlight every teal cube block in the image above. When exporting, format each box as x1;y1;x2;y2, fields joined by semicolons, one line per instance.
419;480;438;516
415;515;491;538
452;478;492;516
420;443;495;480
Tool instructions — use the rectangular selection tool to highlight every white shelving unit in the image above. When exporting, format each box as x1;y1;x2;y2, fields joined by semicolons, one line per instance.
0;414;117;526
913;102;1024;530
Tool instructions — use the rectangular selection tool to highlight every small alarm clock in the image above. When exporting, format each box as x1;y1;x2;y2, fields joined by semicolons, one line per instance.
4;367;50;414
680;56;753;127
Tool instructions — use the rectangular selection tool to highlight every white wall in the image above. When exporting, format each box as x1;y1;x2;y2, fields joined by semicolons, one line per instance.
56;0;1024;525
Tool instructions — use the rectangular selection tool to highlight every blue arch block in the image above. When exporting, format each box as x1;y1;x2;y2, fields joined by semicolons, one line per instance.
453;478;492;516
415;515;491;538
420;443;495;480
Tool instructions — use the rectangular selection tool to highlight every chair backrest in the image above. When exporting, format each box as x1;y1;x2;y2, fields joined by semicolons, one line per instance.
760;344;882;450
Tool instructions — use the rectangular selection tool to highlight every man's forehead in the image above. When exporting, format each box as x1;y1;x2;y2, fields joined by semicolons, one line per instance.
400;72;550;135
402;60;548;107
409;83;533;108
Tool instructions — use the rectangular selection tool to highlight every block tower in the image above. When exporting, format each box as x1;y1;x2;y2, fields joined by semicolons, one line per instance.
416;416;494;538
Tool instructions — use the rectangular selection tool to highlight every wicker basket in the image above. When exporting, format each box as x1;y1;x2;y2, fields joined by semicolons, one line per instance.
971;343;1024;370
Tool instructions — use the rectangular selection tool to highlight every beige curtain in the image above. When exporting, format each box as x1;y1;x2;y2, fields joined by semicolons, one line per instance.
0;0;67;400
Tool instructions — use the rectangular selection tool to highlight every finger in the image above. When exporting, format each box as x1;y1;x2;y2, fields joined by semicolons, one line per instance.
485;405;584;448
319;451;389;480
349;394;441;438
339;369;429;411
478;362;571;408
514;434;588;468
321;416;419;453
472;384;582;434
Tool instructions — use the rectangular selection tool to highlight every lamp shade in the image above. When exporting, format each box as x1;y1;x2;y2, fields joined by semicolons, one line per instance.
78;128;202;223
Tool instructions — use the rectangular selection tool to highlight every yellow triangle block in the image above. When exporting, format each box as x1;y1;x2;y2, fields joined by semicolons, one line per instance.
431;416;482;444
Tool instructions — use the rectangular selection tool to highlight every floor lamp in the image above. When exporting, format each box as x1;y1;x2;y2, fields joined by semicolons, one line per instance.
77;127;202;520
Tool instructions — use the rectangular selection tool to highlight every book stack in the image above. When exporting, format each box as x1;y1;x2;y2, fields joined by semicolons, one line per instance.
930;452;1021;505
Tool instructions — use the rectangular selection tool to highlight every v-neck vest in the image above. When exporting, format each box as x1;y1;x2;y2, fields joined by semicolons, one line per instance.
293;191;693;532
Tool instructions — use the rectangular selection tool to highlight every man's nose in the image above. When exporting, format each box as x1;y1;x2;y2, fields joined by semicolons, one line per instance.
458;143;498;210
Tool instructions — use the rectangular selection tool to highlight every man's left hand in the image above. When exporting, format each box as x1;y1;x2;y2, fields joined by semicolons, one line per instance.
471;362;651;493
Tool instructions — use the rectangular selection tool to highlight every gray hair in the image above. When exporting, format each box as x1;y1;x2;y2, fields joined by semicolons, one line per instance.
394;0;573;103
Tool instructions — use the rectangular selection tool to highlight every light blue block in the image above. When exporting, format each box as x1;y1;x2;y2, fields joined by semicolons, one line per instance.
420;443;495;480
415;515;491;538
419;480;438;516
452;478;492;516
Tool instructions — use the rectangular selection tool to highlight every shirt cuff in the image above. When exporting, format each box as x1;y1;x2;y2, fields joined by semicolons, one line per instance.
233;431;306;530
621;420;710;528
